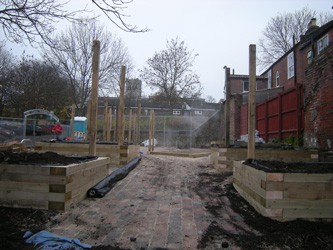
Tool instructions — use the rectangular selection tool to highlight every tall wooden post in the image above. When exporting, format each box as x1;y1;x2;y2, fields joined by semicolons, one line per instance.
133;115;136;143
137;103;141;144
103;98;108;141
152;111;155;151
88;40;100;156
247;44;256;159
225;67;231;148
148;109;152;152
86;100;91;141
122;109;126;142
118;66;126;145
70;104;75;140
114;107;117;141
128;109;132;142
107;108;112;141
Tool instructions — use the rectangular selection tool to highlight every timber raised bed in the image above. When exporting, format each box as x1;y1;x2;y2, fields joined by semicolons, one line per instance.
0;152;112;211
233;160;333;221
34;141;140;167
211;147;319;172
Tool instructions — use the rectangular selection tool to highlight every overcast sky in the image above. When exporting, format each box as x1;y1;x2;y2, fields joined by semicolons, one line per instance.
3;0;332;102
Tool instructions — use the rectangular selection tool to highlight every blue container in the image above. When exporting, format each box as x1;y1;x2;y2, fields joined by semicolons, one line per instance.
73;117;87;133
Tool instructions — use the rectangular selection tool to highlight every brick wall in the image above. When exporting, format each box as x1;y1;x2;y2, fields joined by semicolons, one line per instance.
230;79;245;94
303;43;333;149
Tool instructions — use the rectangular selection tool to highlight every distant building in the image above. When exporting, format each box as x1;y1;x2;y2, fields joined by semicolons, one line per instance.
125;78;142;99
97;96;221;117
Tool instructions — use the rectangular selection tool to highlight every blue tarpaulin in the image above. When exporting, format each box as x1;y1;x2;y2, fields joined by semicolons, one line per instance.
24;230;91;250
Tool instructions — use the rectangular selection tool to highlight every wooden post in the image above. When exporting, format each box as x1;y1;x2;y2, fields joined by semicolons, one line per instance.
88;40;100;156
118;66;126;145
70;104;75;140
247;44;256;159
86;100;91;141
122;109;126;142
133;115;136;144
128;109;132;142
225;67;231;148
107;108;112;141
103;98;108;141
152;110;155;151
148;109;152;152
137;103;141;144
114;106;117;141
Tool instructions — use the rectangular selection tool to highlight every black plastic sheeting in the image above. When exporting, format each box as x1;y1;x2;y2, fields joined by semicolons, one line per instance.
87;156;141;198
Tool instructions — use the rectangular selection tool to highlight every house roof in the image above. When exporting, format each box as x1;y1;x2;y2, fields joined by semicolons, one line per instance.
300;19;333;50
260;43;300;76
260;19;333;76
230;74;268;81
97;97;221;111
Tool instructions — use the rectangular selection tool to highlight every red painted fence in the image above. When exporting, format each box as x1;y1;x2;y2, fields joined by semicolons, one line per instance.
240;84;304;143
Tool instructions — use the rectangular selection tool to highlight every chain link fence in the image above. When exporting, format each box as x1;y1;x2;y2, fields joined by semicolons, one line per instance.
0;111;221;148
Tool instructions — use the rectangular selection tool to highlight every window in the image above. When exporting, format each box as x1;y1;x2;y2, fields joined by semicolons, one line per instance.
307;50;312;64
194;110;202;115
268;69;272;88
173;110;180;115
276;71;280;87
318;34;329;54
287;52;294;79
243;81;249;92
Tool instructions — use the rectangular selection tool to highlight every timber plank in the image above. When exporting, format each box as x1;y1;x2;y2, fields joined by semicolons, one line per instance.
0;165;50;175
284;189;333;199
284;173;333;182
267;199;333;209
0;173;66;184
0;181;49;192
283;208;333;218
221;148;319;162
66;157;110;175
233;181;270;216
233;178;266;207
264;181;333;192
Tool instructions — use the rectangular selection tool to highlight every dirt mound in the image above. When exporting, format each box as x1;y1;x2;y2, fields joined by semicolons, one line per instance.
0;151;96;165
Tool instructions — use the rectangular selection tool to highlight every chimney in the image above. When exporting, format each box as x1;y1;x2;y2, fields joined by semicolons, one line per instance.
308;18;317;30
308;18;317;29
305;18;319;35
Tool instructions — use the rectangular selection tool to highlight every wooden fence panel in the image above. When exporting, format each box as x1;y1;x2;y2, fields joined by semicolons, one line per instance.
240;84;303;143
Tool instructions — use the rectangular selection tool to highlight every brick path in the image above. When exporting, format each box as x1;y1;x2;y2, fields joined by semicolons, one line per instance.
47;153;245;250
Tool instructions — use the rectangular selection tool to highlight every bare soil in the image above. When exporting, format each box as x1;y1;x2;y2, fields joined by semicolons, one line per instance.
195;168;333;250
0;151;332;249
244;158;333;173
0;151;97;165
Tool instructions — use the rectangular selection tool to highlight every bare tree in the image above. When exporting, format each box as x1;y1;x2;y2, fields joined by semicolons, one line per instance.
0;0;147;46
0;43;14;115
140;38;202;108
42;20;133;109
206;95;216;103
258;7;333;70
91;0;149;33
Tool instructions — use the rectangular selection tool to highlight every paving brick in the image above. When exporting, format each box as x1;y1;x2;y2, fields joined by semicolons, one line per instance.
45;153;259;249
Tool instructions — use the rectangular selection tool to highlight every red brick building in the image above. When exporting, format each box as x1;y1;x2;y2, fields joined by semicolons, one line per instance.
227;18;333;149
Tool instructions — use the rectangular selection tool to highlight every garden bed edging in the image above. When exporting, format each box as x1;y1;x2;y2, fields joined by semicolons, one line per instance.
233;160;333;221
